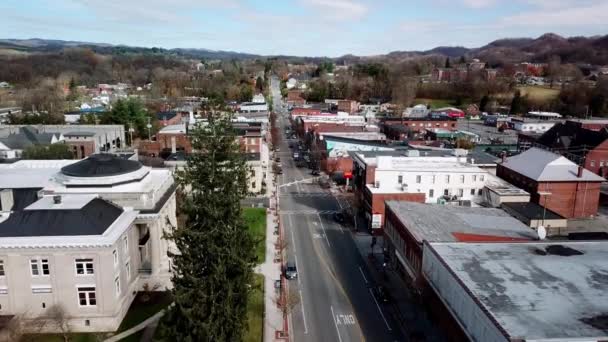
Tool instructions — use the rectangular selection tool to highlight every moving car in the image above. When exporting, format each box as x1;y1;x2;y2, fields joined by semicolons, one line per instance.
285;262;298;280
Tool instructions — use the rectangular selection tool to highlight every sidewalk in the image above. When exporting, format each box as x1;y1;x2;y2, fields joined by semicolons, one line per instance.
255;159;286;342
351;233;446;341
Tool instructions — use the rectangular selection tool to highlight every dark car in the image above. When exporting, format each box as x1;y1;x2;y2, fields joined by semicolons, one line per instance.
311;169;320;176
372;285;391;304
333;212;345;224
285;262;298;280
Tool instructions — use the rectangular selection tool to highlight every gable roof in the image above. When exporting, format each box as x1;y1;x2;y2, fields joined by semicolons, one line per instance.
501;147;605;182
0;126;58;150
536;122;608;155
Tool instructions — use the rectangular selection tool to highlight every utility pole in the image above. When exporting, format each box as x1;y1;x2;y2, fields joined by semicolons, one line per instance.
146;117;152;141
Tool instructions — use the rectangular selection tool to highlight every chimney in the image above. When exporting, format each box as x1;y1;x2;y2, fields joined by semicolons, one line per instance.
577;165;584;178
0;189;14;212
53;195;62;204
171;136;177;154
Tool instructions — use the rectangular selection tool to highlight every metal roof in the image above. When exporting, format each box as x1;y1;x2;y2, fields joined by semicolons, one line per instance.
501;147;605;182
60;154;142;178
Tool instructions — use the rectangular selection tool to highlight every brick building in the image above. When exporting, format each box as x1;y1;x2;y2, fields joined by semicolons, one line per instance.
518;120;608;176
381;117;457;140
337;100;359;114
384;201;535;289
156;111;185;127
497;147;605;219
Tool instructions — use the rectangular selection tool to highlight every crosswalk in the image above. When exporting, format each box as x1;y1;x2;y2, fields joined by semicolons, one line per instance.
280;210;339;215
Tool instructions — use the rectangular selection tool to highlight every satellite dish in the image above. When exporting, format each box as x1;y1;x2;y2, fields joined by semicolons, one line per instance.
537;226;547;240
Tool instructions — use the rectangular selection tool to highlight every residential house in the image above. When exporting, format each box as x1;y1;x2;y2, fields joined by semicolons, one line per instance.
497;147;605;219
0;127;64;159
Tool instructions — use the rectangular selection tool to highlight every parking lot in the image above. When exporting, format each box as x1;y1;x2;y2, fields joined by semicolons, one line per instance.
457;119;519;144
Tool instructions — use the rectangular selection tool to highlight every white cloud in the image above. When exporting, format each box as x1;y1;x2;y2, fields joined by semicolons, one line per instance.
504;1;608;27
300;0;368;21
461;0;497;8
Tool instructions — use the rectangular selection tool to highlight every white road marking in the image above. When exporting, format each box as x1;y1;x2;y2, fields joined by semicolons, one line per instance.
358;266;368;284
330;306;343;342
288;215;301;286
317;213;331;247
368;288;392;331
299;290;308;334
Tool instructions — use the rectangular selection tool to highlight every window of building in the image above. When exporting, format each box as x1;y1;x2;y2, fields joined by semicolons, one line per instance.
470;189;475;195
444;189;449;196
32;286;52;294
478;189;483;196
0;288;7;295
126;262;131;280
113;250;118;267
472;175;477;182
416;175;421;183
397;175;403;184
457;189;464;197
445;175;450;183
75;259;94;275
30;259;49;276
431;175;436;184
0;260;4;277
123;236;128;256
479;175;485;182
460;175;465;183
429;189;434;198
78;287;97;306
601;161;605;167
115;277;121;297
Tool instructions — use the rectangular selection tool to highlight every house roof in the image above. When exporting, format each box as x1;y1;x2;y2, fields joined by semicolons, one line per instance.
0;188;42;211
501;147;605;182
502;201;564;220
0;126;58;150
0;197;123;237
386;201;536;242
426;241;608;340
64;131;96;137
536;122;608;155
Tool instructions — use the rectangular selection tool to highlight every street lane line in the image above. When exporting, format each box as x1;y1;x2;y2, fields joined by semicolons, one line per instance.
299;290;308;334
330;305;343;342
317;213;331;247
288;215;301;286
358;266;368;284
368;288;392;331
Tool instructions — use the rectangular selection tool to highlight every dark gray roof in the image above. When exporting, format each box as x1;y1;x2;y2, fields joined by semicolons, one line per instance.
0;188;42;211
467;149;499;166
61;154;142;177
64;131;96;137
502;202;564;220
0;126;57;149
0;198;123;237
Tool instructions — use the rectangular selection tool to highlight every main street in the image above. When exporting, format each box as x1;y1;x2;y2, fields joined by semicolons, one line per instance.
270;77;404;342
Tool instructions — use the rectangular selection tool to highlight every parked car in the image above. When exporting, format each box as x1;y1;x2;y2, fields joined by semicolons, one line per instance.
311;169;320;176
333;212;345;224
372;285;391;303
285;262;298;280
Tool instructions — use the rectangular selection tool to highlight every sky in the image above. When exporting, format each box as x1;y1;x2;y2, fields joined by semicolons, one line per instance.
3;0;608;57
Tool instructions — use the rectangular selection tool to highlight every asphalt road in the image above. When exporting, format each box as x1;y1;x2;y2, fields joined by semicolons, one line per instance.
270;77;404;342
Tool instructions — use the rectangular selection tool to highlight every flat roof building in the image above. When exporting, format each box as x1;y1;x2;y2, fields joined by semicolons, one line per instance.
423;241;608;342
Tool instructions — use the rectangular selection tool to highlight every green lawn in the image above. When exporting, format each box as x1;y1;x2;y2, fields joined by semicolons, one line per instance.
516;85;560;101
242;207;267;264
413;98;457;109
117;292;173;333
244;274;264;342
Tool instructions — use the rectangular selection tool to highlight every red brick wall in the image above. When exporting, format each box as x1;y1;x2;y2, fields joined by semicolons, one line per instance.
303;122;365;134
239;136;262;153
65;141;95;159
584;140;608;176
321;157;353;174
497;164;601;218
368;192;426;235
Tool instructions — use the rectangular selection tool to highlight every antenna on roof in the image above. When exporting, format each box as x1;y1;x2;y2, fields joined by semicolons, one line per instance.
537;226;547;240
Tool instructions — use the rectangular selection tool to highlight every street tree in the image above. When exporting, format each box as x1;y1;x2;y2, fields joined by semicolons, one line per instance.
101;98;155;139
22;144;74;160
445;57;451;68
159;115;256;341
479;94;490;112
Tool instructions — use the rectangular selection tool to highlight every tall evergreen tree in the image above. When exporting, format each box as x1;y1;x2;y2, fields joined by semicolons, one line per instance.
479;94;489;112
445;57;451;68
159;114;256;341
